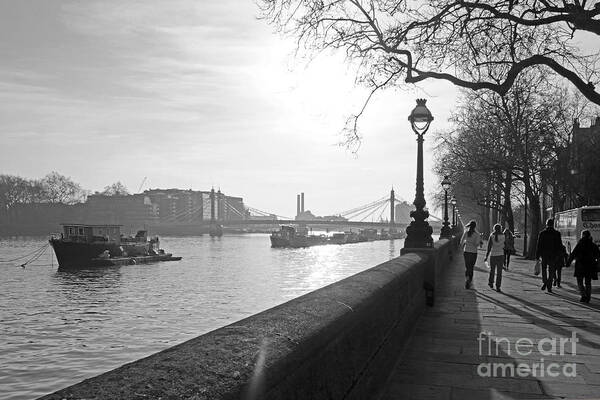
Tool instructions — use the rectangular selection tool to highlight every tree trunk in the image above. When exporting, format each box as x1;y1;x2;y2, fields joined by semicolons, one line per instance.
481;203;490;237
527;192;542;260
495;181;502;225
503;170;514;231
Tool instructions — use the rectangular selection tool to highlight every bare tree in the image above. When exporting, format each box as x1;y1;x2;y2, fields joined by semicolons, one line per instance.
260;0;600;144
434;72;584;256
101;182;130;196
41;172;86;204
0;174;46;203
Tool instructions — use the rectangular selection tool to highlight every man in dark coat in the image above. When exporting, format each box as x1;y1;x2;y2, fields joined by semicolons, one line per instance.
535;218;564;293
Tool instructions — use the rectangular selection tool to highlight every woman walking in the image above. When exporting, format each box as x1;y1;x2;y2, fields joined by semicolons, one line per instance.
460;220;481;289
567;230;600;303
503;228;516;271
485;224;505;292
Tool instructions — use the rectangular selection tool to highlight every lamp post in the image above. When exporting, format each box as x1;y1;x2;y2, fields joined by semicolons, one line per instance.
523;194;528;258
440;175;452;239
523;125;529;257
404;99;434;249
481;195;490;236
451;195;457;231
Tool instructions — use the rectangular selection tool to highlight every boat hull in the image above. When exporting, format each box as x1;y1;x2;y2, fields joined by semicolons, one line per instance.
270;235;327;248
49;239;181;269
90;253;182;267
49;239;123;269
270;236;308;248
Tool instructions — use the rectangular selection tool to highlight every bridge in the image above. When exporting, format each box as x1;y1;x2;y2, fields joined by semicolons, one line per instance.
173;188;443;231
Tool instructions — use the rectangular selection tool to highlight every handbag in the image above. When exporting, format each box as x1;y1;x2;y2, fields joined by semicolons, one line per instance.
534;259;541;276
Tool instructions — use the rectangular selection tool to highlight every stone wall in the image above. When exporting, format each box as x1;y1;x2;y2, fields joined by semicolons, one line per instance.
39;237;459;400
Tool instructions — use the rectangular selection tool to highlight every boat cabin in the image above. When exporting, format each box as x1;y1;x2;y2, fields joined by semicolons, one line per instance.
60;224;122;244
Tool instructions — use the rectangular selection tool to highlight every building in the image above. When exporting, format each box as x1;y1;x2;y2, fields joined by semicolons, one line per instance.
552;117;600;213
394;201;413;224
142;188;247;223
143;189;205;223
84;193;159;230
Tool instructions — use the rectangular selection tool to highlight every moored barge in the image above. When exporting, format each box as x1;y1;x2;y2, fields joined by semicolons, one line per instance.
49;224;181;269
270;225;327;248
270;225;405;248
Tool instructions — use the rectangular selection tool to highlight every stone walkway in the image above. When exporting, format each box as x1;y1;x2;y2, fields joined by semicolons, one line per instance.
379;247;600;399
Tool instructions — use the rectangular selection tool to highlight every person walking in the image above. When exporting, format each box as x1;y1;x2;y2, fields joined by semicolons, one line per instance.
553;244;568;288
460;220;481;289
503;228;516;271
535;218;564;293
567;230;600;303
485;224;505;292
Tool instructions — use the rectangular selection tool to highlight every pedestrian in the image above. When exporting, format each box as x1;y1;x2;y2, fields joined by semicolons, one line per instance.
503;228;516;270
460;220;481;289
485;224;505;292
535;218;564;293
553;244;567;288
566;230;600;303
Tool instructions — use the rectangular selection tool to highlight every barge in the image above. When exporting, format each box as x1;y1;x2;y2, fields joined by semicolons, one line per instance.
270;225;404;248
49;223;181;269
270;225;327;248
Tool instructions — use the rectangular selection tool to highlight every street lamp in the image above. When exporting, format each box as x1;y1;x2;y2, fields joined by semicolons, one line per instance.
451;195;457;230
481;195;490;236
440;175;452;239
404;99;434;249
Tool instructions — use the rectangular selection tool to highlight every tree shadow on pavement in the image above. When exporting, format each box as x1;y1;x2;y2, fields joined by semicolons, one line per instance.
379;256;557;399
477;291;600;351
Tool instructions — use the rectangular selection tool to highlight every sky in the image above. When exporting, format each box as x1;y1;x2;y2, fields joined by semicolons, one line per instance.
0;0;460;218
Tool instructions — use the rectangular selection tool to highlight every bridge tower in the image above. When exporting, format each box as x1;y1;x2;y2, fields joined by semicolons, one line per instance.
390;188;397;235
217;189;224;222
210;188;215;225
390;188;395;225
210;188;216;222
209;188;222;237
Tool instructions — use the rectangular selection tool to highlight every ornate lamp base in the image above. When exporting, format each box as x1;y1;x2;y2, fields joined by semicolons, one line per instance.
404;209;434;248
440;223;452;239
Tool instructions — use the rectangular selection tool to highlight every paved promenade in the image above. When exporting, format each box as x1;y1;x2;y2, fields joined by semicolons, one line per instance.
380;246;600;399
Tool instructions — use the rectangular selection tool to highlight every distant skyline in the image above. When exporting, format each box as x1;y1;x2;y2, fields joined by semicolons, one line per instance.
0;0;460;218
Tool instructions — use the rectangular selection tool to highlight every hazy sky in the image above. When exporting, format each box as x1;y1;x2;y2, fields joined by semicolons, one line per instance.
0;0;460;218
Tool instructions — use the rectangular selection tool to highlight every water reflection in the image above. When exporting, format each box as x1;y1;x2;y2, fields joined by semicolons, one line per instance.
388;239;398;259
54;267;122;285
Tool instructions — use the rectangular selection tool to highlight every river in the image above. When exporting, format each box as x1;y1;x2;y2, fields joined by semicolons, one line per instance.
0;234;403;400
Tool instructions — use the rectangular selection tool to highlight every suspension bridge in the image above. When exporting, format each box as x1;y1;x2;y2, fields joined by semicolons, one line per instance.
165;188;443;232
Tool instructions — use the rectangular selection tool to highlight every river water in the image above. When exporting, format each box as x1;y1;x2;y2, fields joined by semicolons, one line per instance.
0;234;403;400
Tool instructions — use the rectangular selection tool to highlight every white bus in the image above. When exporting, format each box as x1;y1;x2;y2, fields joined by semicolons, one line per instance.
555;206;600;253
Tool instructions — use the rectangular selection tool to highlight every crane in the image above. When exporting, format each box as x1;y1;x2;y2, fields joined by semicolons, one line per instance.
137;177;147;193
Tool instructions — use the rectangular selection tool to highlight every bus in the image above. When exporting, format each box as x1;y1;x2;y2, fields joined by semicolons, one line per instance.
555;206;600;253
